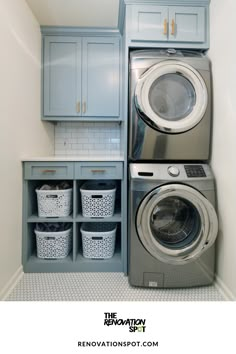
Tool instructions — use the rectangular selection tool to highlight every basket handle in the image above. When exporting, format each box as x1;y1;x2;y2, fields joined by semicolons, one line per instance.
92;237;103;240
91;195;103;199
45;237;56;240
46;195;58;199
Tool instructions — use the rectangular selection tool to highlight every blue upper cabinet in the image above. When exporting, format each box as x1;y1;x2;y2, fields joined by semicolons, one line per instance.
168;7;205;43
44;37;82;117
132;5;169;41
126;2;209;49
82;37;120;117
43;35;120;119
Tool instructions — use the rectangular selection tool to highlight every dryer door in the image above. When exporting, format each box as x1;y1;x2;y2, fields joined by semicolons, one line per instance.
136;184;218;265
135;61;208;134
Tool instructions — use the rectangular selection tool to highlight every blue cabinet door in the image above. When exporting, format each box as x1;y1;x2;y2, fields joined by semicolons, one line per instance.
44;37;82;116
82;37;120;117
169;7;206;43
131;5;168;41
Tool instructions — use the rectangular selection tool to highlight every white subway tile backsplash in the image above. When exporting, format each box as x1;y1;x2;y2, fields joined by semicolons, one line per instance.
55;122;121;157
69;138;78;144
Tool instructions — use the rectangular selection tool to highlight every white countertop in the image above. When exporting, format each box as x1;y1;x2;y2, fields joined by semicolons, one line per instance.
21;155;125;162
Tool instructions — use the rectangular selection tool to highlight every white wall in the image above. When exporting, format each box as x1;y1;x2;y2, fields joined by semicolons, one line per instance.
0;0;54;296
208;0;236;299
25;0;120;27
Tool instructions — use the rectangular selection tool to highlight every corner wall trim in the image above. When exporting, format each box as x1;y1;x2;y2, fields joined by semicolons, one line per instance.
118;0;126;35
0;266;24;301
215;275;236;301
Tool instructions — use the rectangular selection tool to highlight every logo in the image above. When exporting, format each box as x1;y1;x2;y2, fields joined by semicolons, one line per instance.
104;312;146;333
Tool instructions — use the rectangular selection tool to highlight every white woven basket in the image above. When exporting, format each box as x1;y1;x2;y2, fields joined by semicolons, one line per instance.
81;223;117;259
35;227;72;259
36;188;72;217
80;181;116;218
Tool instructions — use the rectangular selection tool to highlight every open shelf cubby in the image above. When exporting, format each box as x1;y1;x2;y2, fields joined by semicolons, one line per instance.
23;161;125;273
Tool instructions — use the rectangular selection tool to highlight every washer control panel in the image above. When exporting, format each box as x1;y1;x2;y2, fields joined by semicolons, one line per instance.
184;165;206;178
130;164;210;180
168;166;180;177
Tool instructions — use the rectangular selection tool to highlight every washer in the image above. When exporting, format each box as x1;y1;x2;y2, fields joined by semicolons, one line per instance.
129;163;218;288
129;49;212;161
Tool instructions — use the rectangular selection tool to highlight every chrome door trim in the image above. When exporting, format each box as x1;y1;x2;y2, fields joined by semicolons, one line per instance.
136;184;218;265
135;61;208;134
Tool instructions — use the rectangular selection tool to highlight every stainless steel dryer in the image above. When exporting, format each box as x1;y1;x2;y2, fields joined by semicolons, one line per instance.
129;163;218;288
129;49;212;161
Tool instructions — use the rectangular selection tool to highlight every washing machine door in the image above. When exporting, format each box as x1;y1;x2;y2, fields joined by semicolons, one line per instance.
135;61;208;134
136;184;218;265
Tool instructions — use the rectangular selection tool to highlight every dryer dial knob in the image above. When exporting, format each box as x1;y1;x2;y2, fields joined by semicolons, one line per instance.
168;166;180;177
167;48;177;55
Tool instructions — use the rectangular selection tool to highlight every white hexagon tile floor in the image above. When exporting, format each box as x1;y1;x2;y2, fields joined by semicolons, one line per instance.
6;273;225;301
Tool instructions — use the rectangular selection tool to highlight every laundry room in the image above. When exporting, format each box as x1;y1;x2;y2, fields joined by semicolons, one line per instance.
0;0;235;350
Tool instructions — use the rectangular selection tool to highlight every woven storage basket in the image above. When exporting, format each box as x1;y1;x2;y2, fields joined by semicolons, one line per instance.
81;223;117;259
36;188;72;217
35;227;72;259
80;181;116;218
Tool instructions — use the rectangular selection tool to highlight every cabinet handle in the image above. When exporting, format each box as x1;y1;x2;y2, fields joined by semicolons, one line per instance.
42;169;56;173
91;169;106;173
163;19;168;35
171;19;175;35
76;101;80;113
83;102;86;114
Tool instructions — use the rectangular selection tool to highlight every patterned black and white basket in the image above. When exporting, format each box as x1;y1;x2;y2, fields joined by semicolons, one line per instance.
35;227;72;259
36;188;72;217
81;223;117;259
80;181;116;218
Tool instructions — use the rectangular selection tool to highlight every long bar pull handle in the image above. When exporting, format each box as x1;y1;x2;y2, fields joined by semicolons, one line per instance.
42;170;56;173
171;19;175;35
83;102;86;114
91;170;106;173
76;101;80;113
163;19;168;35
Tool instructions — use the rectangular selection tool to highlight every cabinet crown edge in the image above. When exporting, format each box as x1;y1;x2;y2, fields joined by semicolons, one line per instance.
123;0;210;5
41;26;121;37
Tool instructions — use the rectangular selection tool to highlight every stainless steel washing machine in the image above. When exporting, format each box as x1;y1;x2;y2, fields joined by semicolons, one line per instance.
129;49;212;161
129;163;218;288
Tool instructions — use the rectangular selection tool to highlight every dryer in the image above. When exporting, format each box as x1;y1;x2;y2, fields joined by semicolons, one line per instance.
129;163;218;288
129;49;212;161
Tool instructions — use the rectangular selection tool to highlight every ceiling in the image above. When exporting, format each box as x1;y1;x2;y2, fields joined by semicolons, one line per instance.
25;0;120;27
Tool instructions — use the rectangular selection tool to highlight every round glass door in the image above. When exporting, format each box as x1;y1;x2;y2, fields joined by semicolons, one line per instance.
136;184;218;265
135;61;208;134
150;196;201;249
149;74;196;121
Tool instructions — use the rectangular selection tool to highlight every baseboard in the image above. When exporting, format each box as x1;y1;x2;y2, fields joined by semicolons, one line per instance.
215;275;236;301
0;266;24;301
